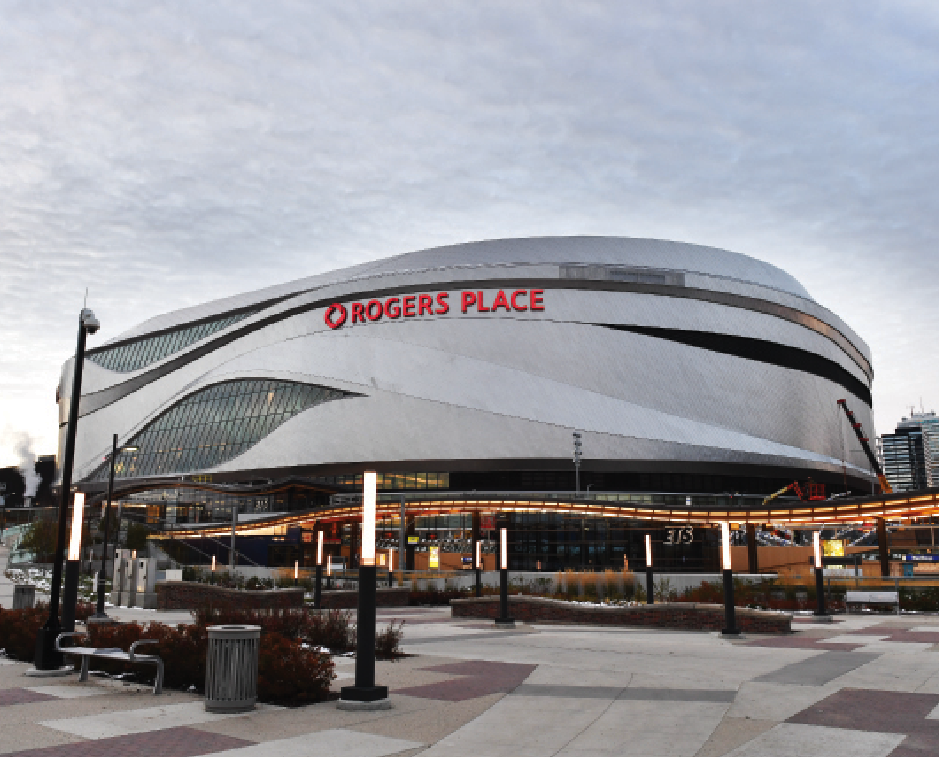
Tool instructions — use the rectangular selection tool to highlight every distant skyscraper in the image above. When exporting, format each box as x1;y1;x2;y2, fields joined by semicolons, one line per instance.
880;411;938;491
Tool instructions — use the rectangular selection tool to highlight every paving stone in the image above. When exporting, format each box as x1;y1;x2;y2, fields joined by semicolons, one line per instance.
1;726;251;757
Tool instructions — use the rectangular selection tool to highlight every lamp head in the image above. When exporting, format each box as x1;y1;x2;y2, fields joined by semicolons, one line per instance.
122;445;139;453
81;308;100;335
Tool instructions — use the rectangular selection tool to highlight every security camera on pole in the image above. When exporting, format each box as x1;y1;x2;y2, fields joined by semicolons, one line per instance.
34;306;99;672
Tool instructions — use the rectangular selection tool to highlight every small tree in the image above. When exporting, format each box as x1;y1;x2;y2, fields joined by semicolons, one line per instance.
19;518;58;562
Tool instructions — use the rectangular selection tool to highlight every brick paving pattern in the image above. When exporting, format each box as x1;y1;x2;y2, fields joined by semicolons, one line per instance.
788;688;939;756
0;688;57;706
394;660;537;701
4;726;253;757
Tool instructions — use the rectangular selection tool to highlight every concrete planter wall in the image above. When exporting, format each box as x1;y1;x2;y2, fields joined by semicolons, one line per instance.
319;587;410;609
156;581;304;611
451;595;791;633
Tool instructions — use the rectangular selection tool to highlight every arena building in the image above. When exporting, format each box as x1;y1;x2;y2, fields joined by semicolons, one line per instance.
62;237;880;571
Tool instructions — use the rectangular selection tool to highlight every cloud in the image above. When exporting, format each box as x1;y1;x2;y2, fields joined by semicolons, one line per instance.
1;0;938;464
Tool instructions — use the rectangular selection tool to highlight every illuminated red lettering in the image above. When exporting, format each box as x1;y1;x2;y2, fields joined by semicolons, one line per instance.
366;300;383;321
436;292;449;314
476;291;490;312
385;297;401;318
530;289;545;311
511;290;528;311
403;295;416;317
418;294;434;315
352;302;366;323
324;304;347;329
491;290;510;312
461;291;476;313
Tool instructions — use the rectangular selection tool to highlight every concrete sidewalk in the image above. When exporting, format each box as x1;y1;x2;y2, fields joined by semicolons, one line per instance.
1;605;938;756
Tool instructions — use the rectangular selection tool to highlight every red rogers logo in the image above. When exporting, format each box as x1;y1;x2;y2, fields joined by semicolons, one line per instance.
324;289;543;330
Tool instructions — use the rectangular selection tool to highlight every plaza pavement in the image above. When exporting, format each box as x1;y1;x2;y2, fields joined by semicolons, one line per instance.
2;602;939;756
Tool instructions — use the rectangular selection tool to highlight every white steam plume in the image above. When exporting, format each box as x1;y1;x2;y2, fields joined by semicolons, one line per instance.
13;432;40;499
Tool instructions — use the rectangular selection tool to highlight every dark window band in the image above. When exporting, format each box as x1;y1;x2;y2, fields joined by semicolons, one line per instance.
600;324;872;407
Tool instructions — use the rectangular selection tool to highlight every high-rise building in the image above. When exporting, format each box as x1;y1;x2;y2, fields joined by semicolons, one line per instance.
880;411;938;491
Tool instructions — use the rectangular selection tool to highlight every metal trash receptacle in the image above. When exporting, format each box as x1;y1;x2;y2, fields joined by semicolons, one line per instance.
204;625;261;713
13;585;36;609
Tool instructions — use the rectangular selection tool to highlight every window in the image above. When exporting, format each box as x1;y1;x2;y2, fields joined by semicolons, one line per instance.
87;309;261;373
89;379;353;480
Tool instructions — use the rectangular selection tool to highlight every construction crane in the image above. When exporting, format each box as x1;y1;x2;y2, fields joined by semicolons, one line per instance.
837;399;893;494
761;479;825;506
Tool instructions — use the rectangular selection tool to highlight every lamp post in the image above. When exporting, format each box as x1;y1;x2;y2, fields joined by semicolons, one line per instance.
475;540;482;597
314;530;323;609
721;522;740;636
35;307;99;671
496;526;514;626
61;492;85;633
645;534;654;605
339;471;389;707
573;431;582;495
813;531;829;618
92;435;137;620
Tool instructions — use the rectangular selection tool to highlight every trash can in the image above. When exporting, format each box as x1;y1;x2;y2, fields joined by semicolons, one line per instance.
13;585;35;609
204;625;261;713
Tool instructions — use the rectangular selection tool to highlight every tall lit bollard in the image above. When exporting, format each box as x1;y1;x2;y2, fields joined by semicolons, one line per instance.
645;534;654;605
339;471;389;707
62;493;85;633
475;540;482;598
314;531;323;609
721;522;740;636
814;531;828;618
496;527;514;626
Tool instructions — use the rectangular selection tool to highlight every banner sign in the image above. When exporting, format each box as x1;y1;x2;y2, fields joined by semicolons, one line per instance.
429;545;440;569
325;289;545;330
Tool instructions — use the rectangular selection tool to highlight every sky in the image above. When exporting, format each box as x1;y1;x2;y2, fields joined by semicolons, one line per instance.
1;1;937;470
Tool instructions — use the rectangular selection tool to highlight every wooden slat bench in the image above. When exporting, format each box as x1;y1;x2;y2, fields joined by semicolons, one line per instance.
56;633;164;694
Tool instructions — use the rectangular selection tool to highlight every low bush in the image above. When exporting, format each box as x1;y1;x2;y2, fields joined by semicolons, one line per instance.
258;632;333;704
0;607;45;661
194;608;354;653
0;602;100;663
375;620;405;659
87;619;333;702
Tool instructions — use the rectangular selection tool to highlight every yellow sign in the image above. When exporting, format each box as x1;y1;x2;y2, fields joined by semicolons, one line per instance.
823;539;846;557
429;546;440;569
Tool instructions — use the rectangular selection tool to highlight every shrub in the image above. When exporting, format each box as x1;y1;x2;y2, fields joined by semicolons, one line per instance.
194;608;354;653
0;607;45;661
375;620;405;660
258;632;333;704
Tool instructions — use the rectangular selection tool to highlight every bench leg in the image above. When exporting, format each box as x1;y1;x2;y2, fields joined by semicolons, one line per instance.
152;661;163;696
79;656;90;683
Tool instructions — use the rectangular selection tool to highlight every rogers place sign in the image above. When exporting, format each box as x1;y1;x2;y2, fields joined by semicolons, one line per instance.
324;289;544;330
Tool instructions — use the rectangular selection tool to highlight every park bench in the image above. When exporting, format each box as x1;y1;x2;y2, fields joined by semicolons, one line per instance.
845;590;900;615
55;632;164;694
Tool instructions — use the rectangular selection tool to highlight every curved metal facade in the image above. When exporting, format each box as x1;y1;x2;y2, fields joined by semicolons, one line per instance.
61;237;876;492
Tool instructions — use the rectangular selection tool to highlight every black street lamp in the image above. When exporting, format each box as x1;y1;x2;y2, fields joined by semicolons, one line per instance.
339;471;389;707
91;434;137;620
813;531;829;618
35;307;99;671
495;526;514;626
314;530;323;610
721;522;740;636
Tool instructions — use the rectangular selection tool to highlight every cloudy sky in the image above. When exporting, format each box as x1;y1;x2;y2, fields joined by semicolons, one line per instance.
1;1;937;469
